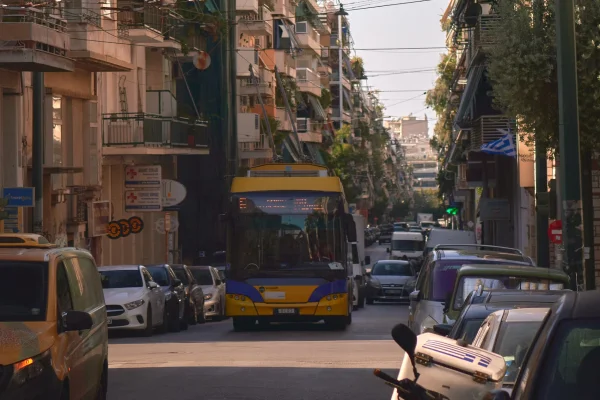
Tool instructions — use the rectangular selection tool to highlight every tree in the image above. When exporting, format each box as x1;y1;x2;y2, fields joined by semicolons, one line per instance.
412;191;444;219
486;0;600;152
390;201;410;220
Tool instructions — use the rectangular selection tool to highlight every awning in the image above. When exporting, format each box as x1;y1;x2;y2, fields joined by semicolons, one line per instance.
454;64;485;128
307;94;326;121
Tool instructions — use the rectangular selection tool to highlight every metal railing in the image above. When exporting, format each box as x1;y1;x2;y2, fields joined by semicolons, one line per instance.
296;67;320;87
0;6;68;33
117;2;165;32
102;113;209;148
474;14;501;50
64;7;101;27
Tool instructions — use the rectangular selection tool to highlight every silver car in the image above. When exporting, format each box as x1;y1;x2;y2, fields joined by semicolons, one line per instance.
366;260;417;304
188;266;226;320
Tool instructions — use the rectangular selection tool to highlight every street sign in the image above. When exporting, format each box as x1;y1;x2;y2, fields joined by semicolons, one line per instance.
548;220;562;244
124;165;161;188
2;187;35;207
162;179;187;208
124;189;162;212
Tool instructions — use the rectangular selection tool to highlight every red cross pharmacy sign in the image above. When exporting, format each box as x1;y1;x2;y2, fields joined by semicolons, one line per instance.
548;220;562;245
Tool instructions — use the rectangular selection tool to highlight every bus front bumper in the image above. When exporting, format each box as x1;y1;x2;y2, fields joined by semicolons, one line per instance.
226;293;349;321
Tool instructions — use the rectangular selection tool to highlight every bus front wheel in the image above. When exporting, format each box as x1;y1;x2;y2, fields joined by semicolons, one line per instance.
233;317;256;332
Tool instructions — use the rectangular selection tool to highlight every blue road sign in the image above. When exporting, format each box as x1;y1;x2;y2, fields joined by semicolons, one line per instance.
2;187;35;207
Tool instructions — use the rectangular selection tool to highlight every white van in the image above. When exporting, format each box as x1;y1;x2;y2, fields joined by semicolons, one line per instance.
424;228;476;256
388;231;425;260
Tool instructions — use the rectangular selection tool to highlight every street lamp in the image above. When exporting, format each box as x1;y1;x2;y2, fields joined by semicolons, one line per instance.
335;5;348;131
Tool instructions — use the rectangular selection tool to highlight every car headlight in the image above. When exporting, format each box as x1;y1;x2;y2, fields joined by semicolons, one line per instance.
370;279;381;288
204;293;213;300
124;299;145;310
11;350;51;387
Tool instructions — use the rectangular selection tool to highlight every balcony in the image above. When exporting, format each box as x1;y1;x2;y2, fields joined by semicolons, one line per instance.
295;22;321;55
273;0;296;19
296;68;321;97
474;14;501;52
240;67;274;96
237;48;259;77
117;2;171;45
0;6;73;72
297;118;323;143
236;0;259;13
66;9;133;72
102;113;209;156
264;49;296;78
332;107;351;123
238;6;273;37
239;134;273;160
470;115;517;150
330;72;351;90
276;107;294;131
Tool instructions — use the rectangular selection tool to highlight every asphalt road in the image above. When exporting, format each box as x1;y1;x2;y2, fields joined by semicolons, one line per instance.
107;243;408;400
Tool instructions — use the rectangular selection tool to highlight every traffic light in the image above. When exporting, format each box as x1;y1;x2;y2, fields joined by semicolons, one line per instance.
446;206;459;216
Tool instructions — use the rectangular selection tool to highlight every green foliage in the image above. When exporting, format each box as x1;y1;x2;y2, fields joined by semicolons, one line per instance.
351;57;366;79
487;0;600;152
275;76;299;110
320;88;332;110
436;166;457;199
411;191;445;219
390;201;411;220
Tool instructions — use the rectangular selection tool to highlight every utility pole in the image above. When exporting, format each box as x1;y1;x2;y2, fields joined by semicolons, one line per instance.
32;72;44;234
555;0;584;289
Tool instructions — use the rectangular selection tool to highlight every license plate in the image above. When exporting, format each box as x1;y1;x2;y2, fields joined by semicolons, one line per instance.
275;308;297;314
386;290;402;295
107;319;113;325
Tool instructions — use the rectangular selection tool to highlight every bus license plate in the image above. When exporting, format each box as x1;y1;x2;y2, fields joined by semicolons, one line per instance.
275;308;297;315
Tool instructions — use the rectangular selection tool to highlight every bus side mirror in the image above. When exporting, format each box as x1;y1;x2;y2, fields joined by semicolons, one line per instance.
345;214;357;242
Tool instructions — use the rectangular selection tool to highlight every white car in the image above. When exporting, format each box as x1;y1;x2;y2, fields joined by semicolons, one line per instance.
471;307;550;394
99;265;167;336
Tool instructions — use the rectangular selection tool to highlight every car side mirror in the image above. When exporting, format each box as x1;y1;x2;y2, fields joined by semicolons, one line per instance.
365;256;371;265
173;279;182;287
63;310;93;332
483;390;511;400
432;324;453;337
148;281;159;289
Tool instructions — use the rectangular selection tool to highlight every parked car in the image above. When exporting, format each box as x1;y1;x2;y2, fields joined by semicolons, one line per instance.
0;233;108;399
171;264;206;325
433;289;569;344
366;260;417;304
387;231;425;261
99;265;167;336
188;265;227;320
393;222;409;232
147;264;187;332
472;307;550;394
486;290;600;400
408;245;537;335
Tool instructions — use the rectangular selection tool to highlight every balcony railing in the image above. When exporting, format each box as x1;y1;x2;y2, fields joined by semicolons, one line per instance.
240;67;274;95
240;134;270;152
102;113;208;149
296;68;321;95
474;14;501;51
238;5;273;35
117;2;169;36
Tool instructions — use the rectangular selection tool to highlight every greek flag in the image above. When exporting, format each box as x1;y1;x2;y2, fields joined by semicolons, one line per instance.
480;129;516;157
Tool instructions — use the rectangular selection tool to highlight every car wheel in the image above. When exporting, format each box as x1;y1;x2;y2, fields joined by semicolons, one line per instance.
158;306;169;333
197;303;206;324
169;303;181;332
366;297;374;305
188;302;198;325
94;363;108;400
143;306;153;337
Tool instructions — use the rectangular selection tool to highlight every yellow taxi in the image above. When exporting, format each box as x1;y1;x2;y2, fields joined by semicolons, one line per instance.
0;234;108;400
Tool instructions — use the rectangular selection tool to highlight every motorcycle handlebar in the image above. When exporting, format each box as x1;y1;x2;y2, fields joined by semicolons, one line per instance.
373;369;450;400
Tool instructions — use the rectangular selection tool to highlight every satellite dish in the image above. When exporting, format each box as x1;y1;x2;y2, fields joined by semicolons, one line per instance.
192;51;211;70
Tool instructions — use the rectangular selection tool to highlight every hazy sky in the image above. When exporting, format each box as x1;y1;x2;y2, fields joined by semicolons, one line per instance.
344;0;448;135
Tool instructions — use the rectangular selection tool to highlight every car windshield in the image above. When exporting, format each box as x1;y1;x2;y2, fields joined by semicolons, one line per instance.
0;261;47;322
100;270;143;289
372;262;413;276
191;269;214;285
537;319;600;399
391;239;424;251
453;276;566;309
458;318;485;343
230;191;346;280
431;260;536;303
173;269;189;285
147;267;170;286
495;321;545;385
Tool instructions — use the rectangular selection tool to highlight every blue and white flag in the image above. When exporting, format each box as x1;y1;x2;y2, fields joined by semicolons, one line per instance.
480;128;516;157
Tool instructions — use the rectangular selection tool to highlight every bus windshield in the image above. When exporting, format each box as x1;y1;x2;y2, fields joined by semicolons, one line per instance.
230;191;347;280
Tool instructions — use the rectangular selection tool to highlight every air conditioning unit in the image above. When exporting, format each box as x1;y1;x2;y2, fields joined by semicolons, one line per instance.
237;113;260;143
296;21;308;34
